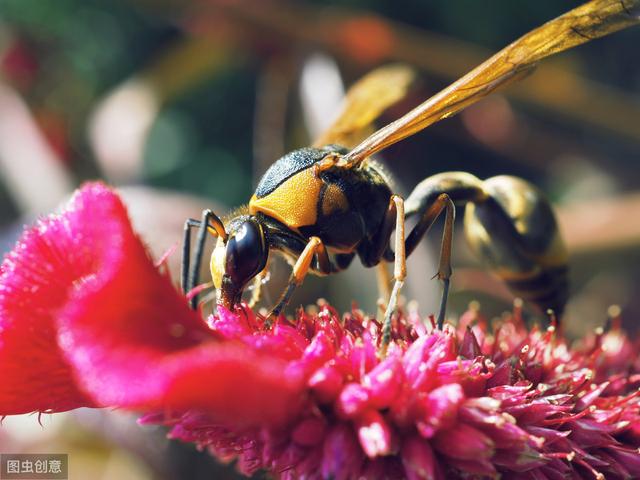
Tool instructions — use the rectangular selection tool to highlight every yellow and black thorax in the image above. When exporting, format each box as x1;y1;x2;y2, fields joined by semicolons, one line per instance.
249;146;392;253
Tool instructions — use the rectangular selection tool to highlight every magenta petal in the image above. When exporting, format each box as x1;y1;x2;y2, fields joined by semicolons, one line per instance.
337;383;370;419
448;458;497;477
417;383;465;438
405;329;457;392
292;416;326;447
300;330;336;374
207;306;253;338
321;424;364;480
362;353;403;409
604;446;640;476
309;364;344;404
432;423;495;460
357;410;394;458
401;435;440;480
460;326;482;359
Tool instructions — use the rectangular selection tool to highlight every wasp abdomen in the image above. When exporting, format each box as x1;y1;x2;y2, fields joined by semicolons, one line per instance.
502;265;569;317
464;175;569;316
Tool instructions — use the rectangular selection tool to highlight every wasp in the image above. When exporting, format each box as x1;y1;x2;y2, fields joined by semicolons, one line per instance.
181;0;639;342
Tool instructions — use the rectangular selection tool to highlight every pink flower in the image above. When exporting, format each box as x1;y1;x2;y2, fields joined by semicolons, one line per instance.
0;183;302;425
1;183;640;479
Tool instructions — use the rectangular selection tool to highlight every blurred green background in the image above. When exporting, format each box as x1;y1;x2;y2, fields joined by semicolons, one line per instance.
0;0;639;478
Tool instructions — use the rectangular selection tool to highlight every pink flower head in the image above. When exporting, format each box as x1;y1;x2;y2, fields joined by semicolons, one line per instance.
1;183;640;479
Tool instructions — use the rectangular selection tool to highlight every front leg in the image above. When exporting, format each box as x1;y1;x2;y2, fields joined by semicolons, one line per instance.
182;209;227;309
268;237;332;319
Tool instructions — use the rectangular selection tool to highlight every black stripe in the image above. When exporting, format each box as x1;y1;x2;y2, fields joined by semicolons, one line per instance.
255;145;346;198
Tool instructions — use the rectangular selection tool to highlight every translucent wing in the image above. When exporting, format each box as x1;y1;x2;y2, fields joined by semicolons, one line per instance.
342;0;640;165
313;64;415;148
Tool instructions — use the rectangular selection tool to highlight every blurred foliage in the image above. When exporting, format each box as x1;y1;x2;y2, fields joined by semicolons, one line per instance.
143;67;256;206
0;0;176;91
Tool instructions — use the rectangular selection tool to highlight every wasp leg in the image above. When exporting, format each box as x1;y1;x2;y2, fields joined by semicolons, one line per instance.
268;236;333;319
359;196;399;268
182;209;227;309
403;172;568;319
362;189;457;332
357;195;403;316
393;172;487;327
429;195;455;329
403;193;456;329
376;263;392;305
357;195;399;314
181;218;198;295
188;210;213;309
382;196;406;347
248;264;269;309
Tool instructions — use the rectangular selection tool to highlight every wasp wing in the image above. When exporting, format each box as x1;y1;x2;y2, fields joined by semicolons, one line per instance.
342;0;640;164
313;64;415;148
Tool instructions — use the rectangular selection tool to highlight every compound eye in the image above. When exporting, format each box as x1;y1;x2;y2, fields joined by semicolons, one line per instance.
225;221;266;285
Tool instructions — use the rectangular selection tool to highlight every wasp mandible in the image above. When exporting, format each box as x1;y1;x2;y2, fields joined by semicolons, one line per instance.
181;0;639;342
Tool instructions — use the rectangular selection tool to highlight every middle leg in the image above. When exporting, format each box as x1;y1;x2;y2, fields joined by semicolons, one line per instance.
381;196;406;347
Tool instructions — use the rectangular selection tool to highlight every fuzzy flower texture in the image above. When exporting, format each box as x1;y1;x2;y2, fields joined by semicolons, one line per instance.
1;183;640;480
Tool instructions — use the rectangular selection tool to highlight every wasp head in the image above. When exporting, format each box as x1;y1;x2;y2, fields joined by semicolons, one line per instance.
211;215;268;309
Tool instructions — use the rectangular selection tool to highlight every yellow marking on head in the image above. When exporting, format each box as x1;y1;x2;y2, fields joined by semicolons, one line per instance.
211;237;226;289
321;183;348;216
249;169;323;229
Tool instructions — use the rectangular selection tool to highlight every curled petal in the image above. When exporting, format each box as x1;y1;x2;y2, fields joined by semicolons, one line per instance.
1;183;304;426
53;187;303;426
0;185;119;414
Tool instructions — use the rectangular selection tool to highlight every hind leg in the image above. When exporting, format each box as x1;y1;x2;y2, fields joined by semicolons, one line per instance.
400;172;486;328
403;193;456;330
